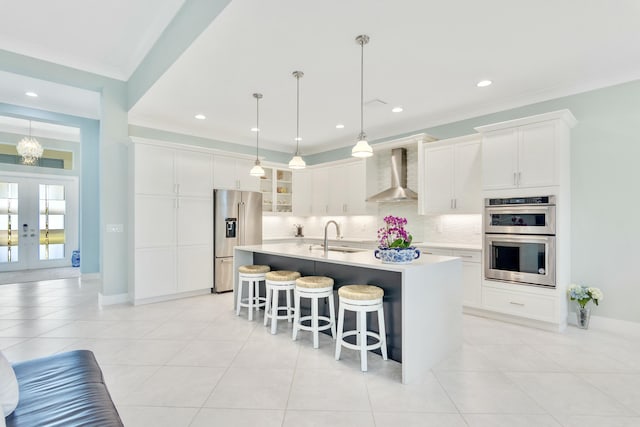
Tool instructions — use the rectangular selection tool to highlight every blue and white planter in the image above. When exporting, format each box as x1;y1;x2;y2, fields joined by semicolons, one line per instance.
374;247;421;264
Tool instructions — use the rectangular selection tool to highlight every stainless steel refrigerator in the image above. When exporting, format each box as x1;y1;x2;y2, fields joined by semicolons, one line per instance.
213;189;262;292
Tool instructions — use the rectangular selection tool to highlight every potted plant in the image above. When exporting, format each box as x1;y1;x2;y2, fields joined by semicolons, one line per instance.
567;284;603;329
374;216;420;264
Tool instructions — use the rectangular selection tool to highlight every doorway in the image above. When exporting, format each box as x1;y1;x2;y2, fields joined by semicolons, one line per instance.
0;173;78;272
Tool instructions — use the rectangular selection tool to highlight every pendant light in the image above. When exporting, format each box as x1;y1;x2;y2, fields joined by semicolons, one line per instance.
288;70;306;169
16;120;44;165
351;34;373;158
249;93;266;177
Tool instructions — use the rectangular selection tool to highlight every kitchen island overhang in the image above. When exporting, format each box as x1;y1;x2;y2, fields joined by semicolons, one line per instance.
233;243;462;384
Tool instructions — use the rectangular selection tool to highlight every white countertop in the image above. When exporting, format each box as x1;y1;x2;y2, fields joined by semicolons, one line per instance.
235;243;458;273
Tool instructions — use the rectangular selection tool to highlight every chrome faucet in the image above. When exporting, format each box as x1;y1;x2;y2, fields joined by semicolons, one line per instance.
323;220;341;256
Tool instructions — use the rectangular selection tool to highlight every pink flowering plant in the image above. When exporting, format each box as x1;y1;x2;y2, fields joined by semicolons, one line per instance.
377;216;413;249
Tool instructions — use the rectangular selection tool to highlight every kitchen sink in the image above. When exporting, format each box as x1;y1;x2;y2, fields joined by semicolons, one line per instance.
309;245;367;254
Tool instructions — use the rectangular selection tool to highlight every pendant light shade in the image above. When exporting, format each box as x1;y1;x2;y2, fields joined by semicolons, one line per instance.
16;121;44;165
351;34;373;158
249;93;265;177
288;70;306;169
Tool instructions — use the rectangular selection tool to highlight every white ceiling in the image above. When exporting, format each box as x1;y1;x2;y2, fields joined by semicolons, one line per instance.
2;0;640;155
0;0;186;80
0;116;81;142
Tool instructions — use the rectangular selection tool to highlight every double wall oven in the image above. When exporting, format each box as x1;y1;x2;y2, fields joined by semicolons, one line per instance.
484;196;556;288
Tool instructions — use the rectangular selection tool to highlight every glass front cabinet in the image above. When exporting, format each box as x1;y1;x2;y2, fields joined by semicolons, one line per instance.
260;167;293;214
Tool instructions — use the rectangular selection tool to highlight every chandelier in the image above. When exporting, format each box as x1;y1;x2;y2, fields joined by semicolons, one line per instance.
16;121;44;165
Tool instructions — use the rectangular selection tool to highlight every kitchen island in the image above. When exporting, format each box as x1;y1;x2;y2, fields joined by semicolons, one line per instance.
234;243;462;384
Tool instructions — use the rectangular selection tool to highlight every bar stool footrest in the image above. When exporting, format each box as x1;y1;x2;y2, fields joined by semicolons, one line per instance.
297;315;333;332
339;330;383;351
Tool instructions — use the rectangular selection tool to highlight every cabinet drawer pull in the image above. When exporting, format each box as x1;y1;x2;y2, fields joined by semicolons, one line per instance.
509;301;525;306
459;255;473;258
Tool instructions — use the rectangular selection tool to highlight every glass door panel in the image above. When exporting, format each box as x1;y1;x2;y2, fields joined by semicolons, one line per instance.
39;184;66;260
0;182;19;264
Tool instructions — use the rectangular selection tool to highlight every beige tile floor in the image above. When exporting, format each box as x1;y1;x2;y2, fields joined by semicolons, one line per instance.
1;277;639;427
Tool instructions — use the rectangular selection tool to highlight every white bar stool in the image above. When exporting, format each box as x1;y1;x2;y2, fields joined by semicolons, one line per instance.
264;270;301;334
335;284;388;372
236;265;270;321
292;276;336;348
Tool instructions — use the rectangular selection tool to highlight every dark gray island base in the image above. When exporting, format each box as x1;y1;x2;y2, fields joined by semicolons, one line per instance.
254;252;403;362
234;243;462;384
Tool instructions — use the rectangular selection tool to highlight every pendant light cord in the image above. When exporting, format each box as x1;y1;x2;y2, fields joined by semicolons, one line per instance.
360;38;364;136
296;74;300;155
255;95;260;160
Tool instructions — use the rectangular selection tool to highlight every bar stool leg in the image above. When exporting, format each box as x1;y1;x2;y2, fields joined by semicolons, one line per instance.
335;304;345;360
359;310;367;371
249;279;256;321
328;293;336;339
286;288;293;322
292;292;301;341
378;305;388;360
311;296;319;348
263;284;271;327
253;279;258;314
236;278;243;316
270;288;280;335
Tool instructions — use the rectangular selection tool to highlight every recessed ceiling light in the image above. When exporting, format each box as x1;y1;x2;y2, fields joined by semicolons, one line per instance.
25;91;38;97
391;106;403;113
194;114;206;120
251;127;260;132
476;80;492;88
335;124;345;129
294;137;302;141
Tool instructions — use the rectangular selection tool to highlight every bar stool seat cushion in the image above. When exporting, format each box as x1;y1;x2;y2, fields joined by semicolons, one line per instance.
265;270;301;281
239;265;271;274
296;276;334;289
338;284;384;300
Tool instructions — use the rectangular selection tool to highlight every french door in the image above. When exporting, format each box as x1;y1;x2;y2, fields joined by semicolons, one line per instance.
0;173;78;272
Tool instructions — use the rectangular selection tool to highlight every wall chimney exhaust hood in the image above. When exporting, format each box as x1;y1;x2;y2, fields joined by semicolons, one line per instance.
366;147;418;202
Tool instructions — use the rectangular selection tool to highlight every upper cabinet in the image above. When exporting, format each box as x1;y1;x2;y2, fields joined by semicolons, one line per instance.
261;167;293;214
421;135;482;214
292;170;312;216
213;155;259;192
134;143;213;198
309;161;369;216
476;110;576;192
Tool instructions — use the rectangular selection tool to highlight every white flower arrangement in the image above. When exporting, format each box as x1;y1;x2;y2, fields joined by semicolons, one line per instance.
568;284;603;309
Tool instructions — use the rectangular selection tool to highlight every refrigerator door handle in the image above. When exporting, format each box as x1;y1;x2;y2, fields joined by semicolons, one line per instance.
238;201;245;245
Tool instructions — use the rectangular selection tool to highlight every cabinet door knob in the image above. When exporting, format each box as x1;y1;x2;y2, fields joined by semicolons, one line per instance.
513;172;517;185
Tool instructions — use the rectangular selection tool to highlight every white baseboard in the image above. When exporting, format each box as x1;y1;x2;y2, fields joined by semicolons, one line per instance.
464;306;567;332
133;288;211;306
98;292;130;306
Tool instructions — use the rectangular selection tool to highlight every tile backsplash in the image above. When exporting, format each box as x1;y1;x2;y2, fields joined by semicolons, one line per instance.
263;210;481;245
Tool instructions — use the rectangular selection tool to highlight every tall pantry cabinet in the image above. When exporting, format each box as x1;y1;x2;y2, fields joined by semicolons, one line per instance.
130;140;214;304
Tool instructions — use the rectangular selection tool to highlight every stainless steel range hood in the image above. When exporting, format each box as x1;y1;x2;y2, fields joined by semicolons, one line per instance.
366;147;418;202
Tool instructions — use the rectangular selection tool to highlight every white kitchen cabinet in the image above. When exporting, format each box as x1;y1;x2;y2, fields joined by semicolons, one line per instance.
420;246;481;309
292;170;312;216
176;150;213;197
317;161;368;216
213;155;259;192
132;141;213;303
422;135;481;214
261;167;293;214
134;144;175;195
311;168;329;215
477;111;576;191
482;285;558;323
